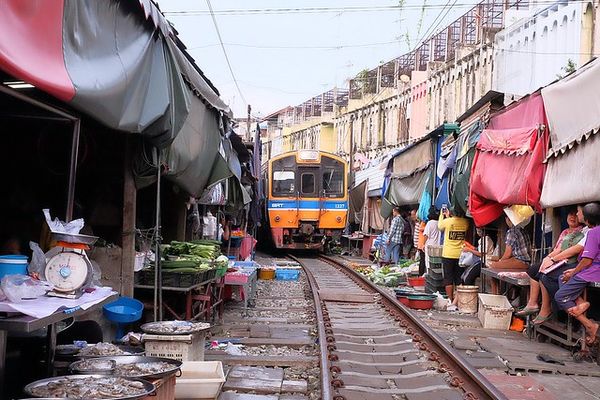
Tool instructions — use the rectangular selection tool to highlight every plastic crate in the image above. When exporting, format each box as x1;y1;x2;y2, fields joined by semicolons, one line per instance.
427;245;443;257
276;269;300;281
143;331;206;361
478;293;513;330
428;256;443;264
175;361;225;399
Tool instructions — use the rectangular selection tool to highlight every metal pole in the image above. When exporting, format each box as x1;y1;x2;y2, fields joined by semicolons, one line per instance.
66;119;81;222
154;150;163;321
246;104;252;142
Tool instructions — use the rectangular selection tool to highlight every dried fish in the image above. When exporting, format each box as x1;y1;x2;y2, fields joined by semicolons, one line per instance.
77;343;130;357
28;376;149;399
140;321;210;335
115;362;173;377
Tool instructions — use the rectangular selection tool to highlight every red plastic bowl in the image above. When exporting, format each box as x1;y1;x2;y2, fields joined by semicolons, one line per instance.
407;276;426;287
408;298;434;310
396;295;410;306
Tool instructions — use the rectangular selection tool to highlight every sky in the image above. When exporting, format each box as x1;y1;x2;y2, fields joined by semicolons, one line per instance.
158;0;469;118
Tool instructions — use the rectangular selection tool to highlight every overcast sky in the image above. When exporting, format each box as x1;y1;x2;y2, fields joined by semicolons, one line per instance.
158;0;468;118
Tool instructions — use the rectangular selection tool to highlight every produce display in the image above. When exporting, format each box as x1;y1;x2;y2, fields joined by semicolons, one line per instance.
355;261;418;287
27;376;150;399
140;320;210;335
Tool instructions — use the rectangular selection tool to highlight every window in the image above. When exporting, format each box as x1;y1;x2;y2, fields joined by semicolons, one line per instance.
321;156;345;198
301;173;315;194
273;171;295;195
322;168;343;196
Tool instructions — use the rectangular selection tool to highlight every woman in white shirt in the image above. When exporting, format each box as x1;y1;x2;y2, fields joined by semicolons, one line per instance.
423;210;441;271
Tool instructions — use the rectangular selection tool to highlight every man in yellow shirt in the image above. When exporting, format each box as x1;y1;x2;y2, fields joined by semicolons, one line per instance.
438;206;469;300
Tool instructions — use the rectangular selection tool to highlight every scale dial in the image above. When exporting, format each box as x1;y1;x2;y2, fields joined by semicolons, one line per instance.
45;251;90;292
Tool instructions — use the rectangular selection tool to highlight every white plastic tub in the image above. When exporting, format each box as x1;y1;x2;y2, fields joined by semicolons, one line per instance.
175;361;225;399
478;293;513;330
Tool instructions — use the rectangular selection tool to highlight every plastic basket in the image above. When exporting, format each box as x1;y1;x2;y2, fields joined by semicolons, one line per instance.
143;331;206;361
175;361;225;399
478;293;513;330
215;264;227;278
276;269;300;281
428;256;443;264
427;245;443;257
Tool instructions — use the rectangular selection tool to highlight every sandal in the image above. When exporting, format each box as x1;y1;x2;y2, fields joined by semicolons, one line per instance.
515;306;540;317
532;314;552;326
585;322;599;345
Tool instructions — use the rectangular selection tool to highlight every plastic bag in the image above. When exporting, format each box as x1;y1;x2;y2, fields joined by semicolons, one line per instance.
43;209;84;234
29;241;47;279
458;251;478;268
1;274;52;302
433;291;451;311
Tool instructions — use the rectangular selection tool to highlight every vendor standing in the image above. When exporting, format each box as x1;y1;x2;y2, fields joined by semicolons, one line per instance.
386;207;404;264
438;207;469;301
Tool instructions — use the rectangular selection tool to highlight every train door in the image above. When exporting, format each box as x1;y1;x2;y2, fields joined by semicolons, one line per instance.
298;166;320;221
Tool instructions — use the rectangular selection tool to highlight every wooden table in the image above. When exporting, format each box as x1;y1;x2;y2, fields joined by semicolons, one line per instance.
0;293;117;393
135;278;221;321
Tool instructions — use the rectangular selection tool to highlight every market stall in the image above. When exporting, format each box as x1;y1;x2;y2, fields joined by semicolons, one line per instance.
469;92;549;227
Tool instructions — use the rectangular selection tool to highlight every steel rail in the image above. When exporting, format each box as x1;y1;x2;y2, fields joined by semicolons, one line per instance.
288;254;332;400
295;254;508;400
319;256;507;400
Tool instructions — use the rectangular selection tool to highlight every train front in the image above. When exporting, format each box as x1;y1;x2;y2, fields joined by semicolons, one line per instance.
266;150;348;250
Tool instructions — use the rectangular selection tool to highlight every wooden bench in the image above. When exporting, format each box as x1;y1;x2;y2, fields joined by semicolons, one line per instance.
480;267;530;295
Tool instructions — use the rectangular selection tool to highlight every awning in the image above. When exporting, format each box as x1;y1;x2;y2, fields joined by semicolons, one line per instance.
0;1;230;145
541;58;600;157
354;161;387;197
382;165;432;217
540;58;600;207
349;180;367;224
469;93;548;227
450;121;482;215
391;140;433;177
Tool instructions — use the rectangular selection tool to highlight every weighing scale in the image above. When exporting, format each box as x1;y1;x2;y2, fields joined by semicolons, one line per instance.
45;233;98;299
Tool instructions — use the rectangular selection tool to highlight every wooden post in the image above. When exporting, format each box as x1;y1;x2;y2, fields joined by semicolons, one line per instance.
121;137;136;297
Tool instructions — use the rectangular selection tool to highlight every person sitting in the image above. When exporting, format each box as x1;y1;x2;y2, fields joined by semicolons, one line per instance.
490;216;531;270
555;202;600;344
460;228;498;285
517;206;584;319
438;207;469;301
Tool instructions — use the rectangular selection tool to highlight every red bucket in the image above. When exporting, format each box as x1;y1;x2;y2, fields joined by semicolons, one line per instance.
407;276;426;287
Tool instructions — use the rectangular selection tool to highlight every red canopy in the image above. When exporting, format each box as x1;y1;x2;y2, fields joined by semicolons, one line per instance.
469;93;549;227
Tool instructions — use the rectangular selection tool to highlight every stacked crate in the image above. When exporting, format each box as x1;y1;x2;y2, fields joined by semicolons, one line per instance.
425;245;445;294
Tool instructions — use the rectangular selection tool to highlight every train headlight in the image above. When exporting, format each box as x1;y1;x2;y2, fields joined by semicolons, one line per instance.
275;215;281;222
336;216;342;222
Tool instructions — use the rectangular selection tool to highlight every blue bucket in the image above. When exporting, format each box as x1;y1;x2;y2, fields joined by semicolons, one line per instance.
0;255;28;281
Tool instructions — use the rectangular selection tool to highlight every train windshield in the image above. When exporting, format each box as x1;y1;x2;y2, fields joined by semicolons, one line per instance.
272;156;296;196
321;157;344;198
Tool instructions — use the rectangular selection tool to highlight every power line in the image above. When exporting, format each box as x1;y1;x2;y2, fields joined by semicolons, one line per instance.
205;0;247;106
187;40;401;51
164;1;594;16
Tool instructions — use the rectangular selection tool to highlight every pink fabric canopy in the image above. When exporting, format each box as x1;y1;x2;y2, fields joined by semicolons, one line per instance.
469;93;548;227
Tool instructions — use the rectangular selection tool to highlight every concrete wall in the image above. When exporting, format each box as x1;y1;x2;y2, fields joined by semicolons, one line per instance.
493;1;594;96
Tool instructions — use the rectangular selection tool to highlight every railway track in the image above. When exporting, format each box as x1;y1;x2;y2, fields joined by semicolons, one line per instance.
290;255;507;400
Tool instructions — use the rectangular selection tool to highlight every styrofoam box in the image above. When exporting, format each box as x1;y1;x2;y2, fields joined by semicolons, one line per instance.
143;331;206;361
478;293;513;330
175;361;225;399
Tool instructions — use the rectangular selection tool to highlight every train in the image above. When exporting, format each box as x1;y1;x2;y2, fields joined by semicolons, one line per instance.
263;150;348;250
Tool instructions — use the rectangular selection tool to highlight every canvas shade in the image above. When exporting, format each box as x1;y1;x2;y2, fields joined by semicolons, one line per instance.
541;58;600;157
469;93;548;227
450;121;482;215
0;1;233;198
540;59;600;207
382;165;432;217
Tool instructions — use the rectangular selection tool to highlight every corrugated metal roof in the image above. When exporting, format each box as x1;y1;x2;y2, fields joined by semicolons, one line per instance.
354;161;387;197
